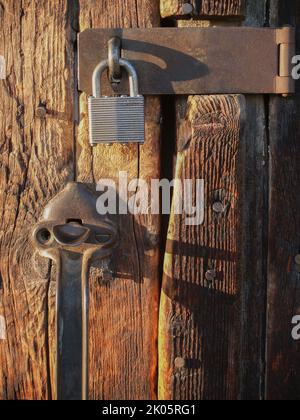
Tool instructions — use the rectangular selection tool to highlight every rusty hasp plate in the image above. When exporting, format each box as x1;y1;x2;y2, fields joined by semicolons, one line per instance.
78;27;295;96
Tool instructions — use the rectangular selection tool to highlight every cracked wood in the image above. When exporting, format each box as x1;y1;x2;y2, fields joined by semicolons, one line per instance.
77;0;161;400
0;0;75;400
159;94;245;400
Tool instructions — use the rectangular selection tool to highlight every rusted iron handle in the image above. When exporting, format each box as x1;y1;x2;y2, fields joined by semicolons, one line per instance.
56;250;83;400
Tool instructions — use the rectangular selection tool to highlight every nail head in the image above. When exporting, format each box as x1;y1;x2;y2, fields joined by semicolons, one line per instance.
174;357;186;369
213;202;225;213
182;3;194;15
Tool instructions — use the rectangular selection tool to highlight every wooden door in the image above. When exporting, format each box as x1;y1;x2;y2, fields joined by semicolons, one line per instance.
0;0;299;400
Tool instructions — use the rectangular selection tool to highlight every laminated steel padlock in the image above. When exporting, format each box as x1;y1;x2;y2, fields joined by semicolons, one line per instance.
88;59;145;146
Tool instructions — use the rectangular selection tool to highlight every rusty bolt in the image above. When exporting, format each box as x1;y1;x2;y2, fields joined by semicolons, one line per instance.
36;105;47;119
213;202;225;214
205;269;217;282
295;255;300;265
174;357;186;369
182;3;194;15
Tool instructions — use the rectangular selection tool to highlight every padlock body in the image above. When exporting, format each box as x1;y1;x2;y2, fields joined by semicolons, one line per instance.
88;95;145;145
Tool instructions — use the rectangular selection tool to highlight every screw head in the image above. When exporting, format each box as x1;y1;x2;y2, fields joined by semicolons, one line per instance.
295;255;300;265
174;357;186;369
182;3;193;15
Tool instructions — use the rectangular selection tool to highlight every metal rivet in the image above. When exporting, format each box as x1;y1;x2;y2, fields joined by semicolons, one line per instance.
36;105;47;118
205;269;217;282
295;255;300;265
174;357;186;369
213;202;225;213
182;3;194;15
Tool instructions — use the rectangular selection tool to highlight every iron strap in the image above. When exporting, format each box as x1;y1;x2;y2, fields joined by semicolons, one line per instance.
78;27;295;96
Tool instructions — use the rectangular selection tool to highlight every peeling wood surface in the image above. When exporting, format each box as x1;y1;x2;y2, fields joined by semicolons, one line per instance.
160;0;245;19
0;0;75;400
77;0;161;400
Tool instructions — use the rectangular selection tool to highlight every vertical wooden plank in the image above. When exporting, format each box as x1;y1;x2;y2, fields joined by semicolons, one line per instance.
159;0;268;400
239;0;269;400
77;0;161;400
0;0;76;399
266;0;300;400
159;94;245;400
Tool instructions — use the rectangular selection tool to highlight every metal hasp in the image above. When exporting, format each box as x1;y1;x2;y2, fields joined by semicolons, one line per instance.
108;36;122;84
32;183;118;400
78;27;296;96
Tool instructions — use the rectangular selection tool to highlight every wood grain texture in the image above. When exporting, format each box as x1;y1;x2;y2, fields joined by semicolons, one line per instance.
160;0;245;19
159;94;245;400
159;0;268;400
266;0;300;400
238;0;268;400
0;0;76;399
77;0;161;400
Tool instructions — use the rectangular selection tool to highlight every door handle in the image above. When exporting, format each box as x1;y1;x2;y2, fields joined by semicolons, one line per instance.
32;183;118;400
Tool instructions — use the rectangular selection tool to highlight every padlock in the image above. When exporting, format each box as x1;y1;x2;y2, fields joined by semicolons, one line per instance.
88;58;145;146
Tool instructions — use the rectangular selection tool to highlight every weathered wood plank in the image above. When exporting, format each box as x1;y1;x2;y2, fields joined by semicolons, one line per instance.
266;0;300;401
0;0;76;399
77;0;161;400
159;0;268;400
159;94;245;400
160;0;245;19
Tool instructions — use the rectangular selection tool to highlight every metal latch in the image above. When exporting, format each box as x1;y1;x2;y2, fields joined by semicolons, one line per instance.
78;27;296;96
33;183;118;400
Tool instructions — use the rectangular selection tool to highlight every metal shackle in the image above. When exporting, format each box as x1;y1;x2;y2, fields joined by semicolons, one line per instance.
92;58;140;98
